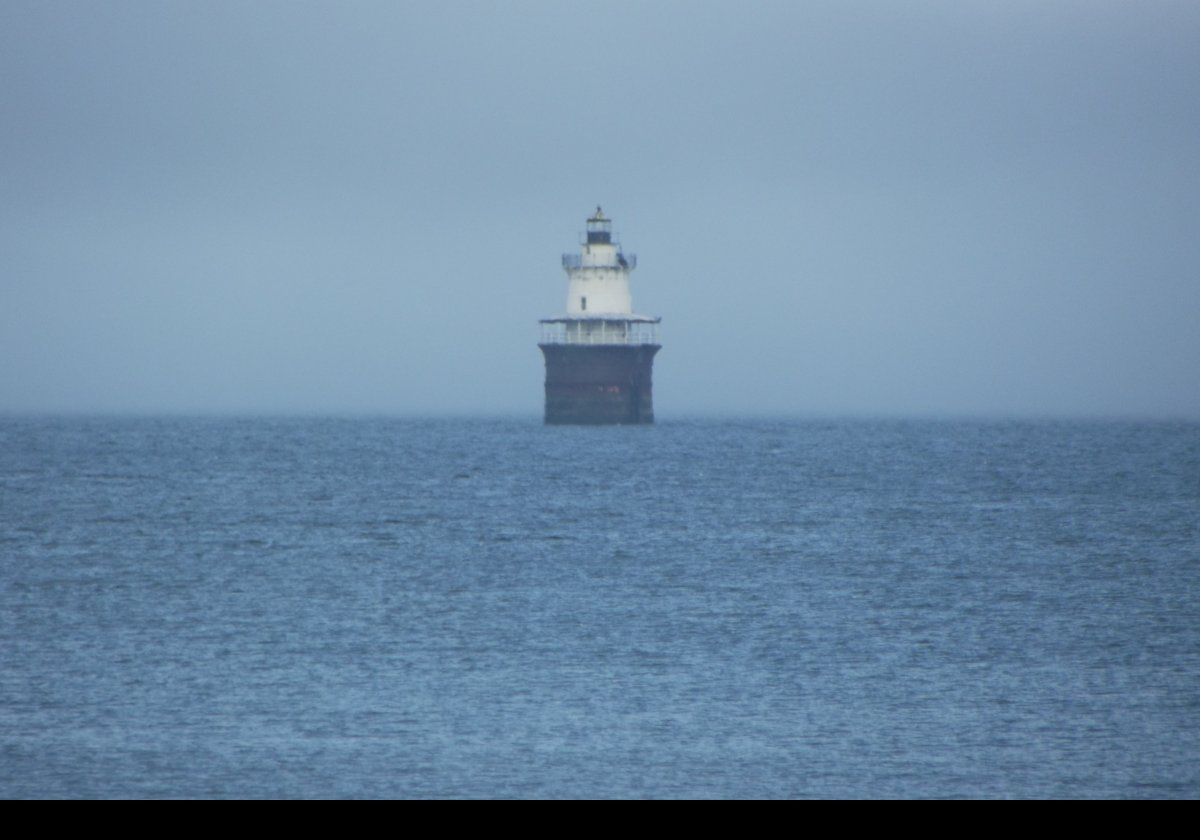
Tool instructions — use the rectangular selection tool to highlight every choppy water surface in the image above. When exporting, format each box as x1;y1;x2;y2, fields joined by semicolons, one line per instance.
1;417;1197;798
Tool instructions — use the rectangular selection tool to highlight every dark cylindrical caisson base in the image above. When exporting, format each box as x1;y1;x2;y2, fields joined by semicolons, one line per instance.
538;344;661;425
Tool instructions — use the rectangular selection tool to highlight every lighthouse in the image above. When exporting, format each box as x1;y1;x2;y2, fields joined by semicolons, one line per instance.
538;208;661;424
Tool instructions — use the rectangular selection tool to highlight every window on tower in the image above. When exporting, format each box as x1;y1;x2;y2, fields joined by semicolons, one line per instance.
581;296;587;311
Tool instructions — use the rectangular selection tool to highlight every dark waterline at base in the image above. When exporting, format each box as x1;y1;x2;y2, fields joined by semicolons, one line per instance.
1;417;1197;798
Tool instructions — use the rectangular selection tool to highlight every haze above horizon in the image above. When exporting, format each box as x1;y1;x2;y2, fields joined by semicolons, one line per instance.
3;2;1198;418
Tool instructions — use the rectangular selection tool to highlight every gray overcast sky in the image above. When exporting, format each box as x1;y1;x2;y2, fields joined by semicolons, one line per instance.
2;1;1197;417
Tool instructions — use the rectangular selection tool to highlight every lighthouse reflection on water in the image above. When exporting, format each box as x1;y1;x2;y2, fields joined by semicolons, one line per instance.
538;208;661;424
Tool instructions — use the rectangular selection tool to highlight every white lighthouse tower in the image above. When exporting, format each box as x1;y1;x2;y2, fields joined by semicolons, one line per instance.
565;207;634;316
538;208;661;424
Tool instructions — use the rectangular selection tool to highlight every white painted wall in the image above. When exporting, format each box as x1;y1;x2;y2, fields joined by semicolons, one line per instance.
565;242;634;314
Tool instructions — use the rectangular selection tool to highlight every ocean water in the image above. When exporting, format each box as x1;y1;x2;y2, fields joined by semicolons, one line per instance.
0;417;1196;799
